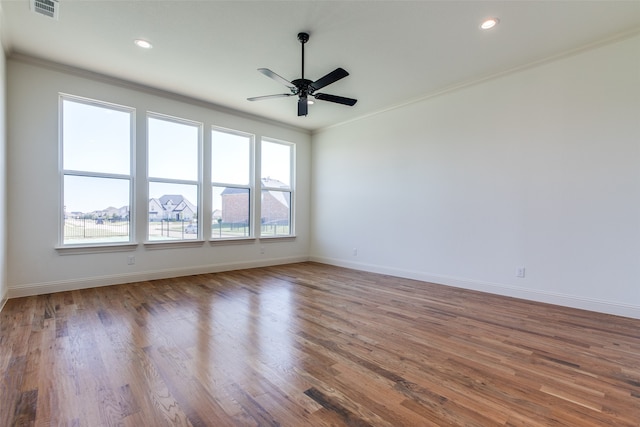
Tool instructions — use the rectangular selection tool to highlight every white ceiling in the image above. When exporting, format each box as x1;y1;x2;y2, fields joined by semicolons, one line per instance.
2;1;640;132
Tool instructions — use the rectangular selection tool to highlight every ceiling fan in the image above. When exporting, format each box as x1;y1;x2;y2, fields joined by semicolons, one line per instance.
247;32;357;117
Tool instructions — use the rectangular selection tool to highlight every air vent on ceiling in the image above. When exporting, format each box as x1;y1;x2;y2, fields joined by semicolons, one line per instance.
30;0;59;20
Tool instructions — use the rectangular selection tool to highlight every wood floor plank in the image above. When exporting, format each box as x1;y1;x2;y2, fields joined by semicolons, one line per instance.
13;388;38;426
1;355;26;426
1;262;639;426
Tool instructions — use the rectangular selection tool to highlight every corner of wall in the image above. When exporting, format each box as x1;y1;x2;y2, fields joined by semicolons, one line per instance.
0;12;8;312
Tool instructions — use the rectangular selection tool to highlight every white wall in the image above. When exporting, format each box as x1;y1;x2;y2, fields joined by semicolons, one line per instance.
6;57;311;297
0;14;7;310
311;34;640;319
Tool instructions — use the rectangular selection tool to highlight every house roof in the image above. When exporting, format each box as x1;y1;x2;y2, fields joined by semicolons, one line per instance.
219;178;288;196
261;177;289;189
151;195;197;214
159;195;186;206
219;188;248;196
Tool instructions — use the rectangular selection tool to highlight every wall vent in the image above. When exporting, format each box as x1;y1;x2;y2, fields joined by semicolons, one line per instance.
30;0;59;20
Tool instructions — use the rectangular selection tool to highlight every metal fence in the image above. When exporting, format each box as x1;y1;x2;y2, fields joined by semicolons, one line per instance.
211;221;250;239
64;218;129;243
148;220;198;240
64;218;289;242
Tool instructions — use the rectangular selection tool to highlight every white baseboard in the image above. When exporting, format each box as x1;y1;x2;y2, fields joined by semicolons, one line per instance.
0;295;7;313
9;255;639;320
7;256;309;299
309;256;640;320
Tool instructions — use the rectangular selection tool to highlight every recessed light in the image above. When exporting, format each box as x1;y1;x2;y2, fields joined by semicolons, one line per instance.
134;39;153;49
480;18;499;30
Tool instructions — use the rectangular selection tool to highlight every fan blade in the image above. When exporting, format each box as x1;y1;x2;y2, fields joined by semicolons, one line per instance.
309;68;349;91
298;96;308;116
314;93;358;106
247;94;293;101
258;68;295;89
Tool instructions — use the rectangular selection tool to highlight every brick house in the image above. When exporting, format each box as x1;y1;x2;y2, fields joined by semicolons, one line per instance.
220;178;289;225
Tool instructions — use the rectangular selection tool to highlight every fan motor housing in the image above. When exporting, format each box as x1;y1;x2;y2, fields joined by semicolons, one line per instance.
291;78;314;95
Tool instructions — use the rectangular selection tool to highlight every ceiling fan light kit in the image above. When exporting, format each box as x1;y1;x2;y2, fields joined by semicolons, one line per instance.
248;32;357;117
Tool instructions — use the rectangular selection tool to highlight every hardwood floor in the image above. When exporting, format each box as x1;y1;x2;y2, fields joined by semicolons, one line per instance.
1;262;639;426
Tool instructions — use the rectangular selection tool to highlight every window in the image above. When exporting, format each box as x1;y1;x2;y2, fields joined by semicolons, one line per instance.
260;138;294;237
61;96;133;245
147;114;201;241
211;128;253;239
60;94;296;248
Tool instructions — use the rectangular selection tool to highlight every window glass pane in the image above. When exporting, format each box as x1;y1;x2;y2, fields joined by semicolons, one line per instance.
62;99;130;175
63;175;130;244
212;186;250;239
261;140;291;187
260;190;290;237
148;117;199;181
211;130;250;185
148;182;198;240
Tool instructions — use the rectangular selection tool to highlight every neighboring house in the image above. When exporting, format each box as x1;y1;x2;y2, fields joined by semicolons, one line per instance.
99;206;129;219
260;178;290;225
149;195;196;221
220;178;289;225
88;205;129;220
148;198;164;222
219;188;249;224
117;206;129;219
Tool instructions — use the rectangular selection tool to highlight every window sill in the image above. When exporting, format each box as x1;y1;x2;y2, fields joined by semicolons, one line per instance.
208;237;256;246
259;235;297;242
56;243;138;255
55;236;295;254
143;240;205;250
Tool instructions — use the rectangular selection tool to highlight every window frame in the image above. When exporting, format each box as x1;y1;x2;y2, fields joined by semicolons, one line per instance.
146;112;203;243
210;126;255;241
259;137;295;239
58;94;136;248
57;93;299;252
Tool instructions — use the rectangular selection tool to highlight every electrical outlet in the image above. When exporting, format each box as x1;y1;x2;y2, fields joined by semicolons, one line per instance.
352;248;358;256
260;247;265;254
127;255;135;265
516;267;525;278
